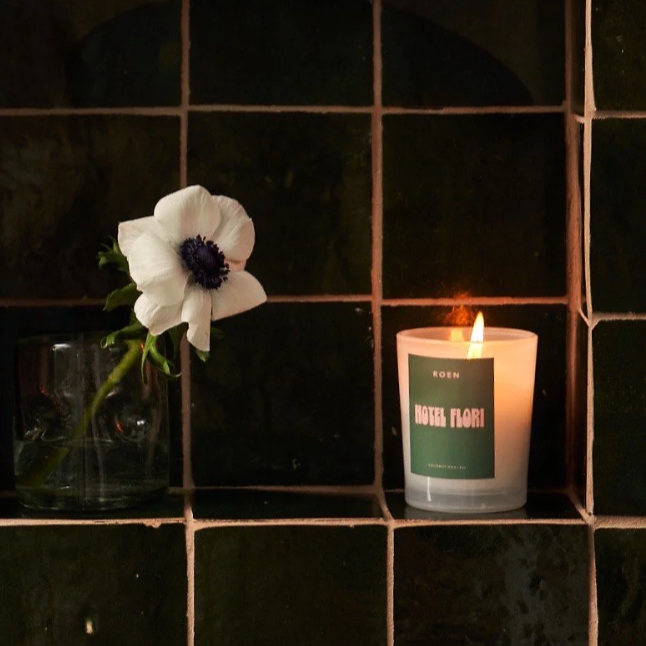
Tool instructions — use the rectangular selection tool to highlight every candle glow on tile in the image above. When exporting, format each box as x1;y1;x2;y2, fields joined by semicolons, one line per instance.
397;314;538;513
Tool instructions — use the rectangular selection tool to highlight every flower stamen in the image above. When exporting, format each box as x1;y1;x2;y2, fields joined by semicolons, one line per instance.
179;235;230;290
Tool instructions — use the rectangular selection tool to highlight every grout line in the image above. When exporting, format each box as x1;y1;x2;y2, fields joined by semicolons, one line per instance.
390;517;588;527
192;518;388;528
266;294;372;303
593;110;646;119
371;0;385;494
588;523;598;646
0;517;185;527
387;523;395;646
383;105;565;115
382;296;568;306
595;516;646;529
591;311;646;321
0;105;569;118
0;295;569;308
0;107;182;117
586;314;594;515
180;6;195;646
579;308;591;326
184;494;196;646
564;0;583;491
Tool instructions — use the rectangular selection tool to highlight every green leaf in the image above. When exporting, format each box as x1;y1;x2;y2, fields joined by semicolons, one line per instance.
104;282;139;312
100;321;145;348
141;333;157;383
98;238;129;274
148;343;181;379
194;348;210;362
167;324;186;359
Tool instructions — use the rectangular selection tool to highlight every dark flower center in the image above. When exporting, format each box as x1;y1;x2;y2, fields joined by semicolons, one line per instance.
179;235;230;290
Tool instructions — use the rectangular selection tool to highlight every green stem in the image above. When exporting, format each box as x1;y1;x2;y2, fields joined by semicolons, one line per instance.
17;340;143;489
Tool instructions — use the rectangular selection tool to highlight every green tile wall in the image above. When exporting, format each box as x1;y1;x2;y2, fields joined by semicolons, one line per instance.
0;0;645;644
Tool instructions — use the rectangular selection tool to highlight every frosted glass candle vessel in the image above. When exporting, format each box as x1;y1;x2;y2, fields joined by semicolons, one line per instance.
397;326;538;513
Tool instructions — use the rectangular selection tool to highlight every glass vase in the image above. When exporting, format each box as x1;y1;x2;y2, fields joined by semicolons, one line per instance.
13;333;169;511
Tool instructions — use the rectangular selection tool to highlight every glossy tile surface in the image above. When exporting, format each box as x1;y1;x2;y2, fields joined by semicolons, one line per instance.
0;525;186;644
593;321;646;515
382;0;564;107
592;0;646;110
0;0;180;107
395;525;588;645
0;307;183;491
381;305;567;489
386;491;582;521
383;114;566;298
188;112;372;295
591;119;646;312
190;0;372;105
194;490;382;520
0;116;179;299
191;303;375;486
195;525;387;646
596;529;646;646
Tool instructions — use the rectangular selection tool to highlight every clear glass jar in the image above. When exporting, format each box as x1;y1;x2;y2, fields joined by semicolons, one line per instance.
13;333;169;511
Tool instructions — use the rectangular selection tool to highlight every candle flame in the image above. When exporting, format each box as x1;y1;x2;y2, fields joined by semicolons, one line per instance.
467;312;484;359
470;312;485;343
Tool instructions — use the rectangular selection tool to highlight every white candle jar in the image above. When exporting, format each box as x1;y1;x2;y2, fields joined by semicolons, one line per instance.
397;326;538;513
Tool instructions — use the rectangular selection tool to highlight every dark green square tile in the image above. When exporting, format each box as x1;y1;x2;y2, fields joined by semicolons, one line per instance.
382;0;564;107
381;305;566;489
193;490;382;520
195;525;387;646
188;112;372;295
0;524;186;644
593;321;646;515
596;529;646;645
395;525;588;645
0;116;179;299
592;0;646;110
386;491;582;521
191;303;375;486
383;115;566;298
0;307;183;492
190;0;372;106
591;119;646;312
0;0;180;107
572;0;586;114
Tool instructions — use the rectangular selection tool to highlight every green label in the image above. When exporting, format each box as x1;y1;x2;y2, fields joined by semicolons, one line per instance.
408;355;495;479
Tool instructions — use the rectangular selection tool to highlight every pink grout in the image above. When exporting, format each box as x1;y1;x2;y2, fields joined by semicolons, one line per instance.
184;495;196;646
193;518;388;529
190;104;372;114
384;105;566;115
180;3;195;646
386;526;395;646
595;516;646;529
383;296;568;306
371;0;385;495
0;517;184;527
588;524;599;645
594;110;646;119
591;311;646;321
266;294;372;303
0;107;182;117
564;0;584;492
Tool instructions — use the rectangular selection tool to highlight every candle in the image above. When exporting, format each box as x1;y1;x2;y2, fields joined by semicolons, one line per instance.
397;314;538;513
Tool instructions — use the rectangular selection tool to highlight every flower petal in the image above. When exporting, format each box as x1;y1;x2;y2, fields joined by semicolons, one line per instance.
118;216;165;257
128;231;188;306
212;195;255;263
181;286;212;352
210;271;267;323
154;185;221;244
134;294;182;336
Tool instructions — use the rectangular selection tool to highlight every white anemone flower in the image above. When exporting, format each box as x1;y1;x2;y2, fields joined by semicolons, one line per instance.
118;185;266;352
